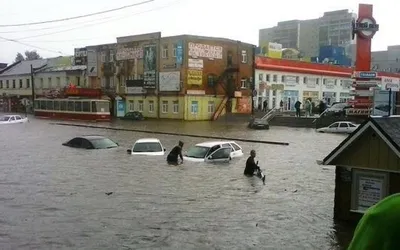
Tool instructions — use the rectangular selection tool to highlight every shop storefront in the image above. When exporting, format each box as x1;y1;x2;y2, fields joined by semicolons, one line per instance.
339;92;351;103
322;91;337;105
283;90;299;111
303;91;319;105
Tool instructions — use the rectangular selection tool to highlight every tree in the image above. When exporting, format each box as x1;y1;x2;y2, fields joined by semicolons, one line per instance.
14;50;42;62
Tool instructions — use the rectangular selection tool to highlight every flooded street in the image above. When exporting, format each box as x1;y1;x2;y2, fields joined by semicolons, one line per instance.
0;117;352;250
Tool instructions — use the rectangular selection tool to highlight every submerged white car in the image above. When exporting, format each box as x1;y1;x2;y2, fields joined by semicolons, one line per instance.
0;115;29;125
316;121;359;134
183;141;244;163
127;138;166;156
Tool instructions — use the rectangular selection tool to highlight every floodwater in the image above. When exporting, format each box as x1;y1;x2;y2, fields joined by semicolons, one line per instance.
0;116;354;250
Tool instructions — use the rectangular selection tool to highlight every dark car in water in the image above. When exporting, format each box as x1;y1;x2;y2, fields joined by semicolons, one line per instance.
62;135;119;149
120;111;144;121
248;118;270;130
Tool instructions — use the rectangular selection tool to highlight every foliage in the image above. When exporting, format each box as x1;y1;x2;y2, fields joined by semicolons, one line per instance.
14;50;42;62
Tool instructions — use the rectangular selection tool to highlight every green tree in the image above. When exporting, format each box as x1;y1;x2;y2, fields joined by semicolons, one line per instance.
14;50;42;62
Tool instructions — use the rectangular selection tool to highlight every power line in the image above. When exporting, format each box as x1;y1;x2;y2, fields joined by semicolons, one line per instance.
0;0;154;27
0;35;66;55
12;1;180;41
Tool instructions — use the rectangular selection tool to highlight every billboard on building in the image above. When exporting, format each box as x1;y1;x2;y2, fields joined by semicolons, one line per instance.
267;42;282;59
373;89;395;116
143;45;157;89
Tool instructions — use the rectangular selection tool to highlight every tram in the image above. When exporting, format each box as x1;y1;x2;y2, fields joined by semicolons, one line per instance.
34;98;111;121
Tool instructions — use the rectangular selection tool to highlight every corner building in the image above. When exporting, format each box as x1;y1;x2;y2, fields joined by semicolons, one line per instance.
111;33;254;121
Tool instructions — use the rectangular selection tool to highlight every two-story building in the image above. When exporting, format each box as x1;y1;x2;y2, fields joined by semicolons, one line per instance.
255;57;354;110
0;59;47;112
77;32;255;121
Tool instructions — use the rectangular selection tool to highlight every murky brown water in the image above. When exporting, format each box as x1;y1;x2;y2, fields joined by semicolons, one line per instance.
0;116;353;249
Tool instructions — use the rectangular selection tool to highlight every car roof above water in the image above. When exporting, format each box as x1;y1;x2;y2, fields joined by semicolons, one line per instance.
195;141;237;148
80;135;107;140
134;138;161;143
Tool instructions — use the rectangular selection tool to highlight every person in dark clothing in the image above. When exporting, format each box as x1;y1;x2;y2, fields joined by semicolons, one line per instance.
244;150;260;176
294;100;302;117
167;141;184;165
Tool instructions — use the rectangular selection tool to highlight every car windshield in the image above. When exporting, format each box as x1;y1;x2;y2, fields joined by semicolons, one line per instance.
132;142;162;152
0;116;11;121
90;138;118;149
185;146;210;158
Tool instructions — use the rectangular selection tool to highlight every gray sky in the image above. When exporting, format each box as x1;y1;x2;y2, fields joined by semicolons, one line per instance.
0;0;398;64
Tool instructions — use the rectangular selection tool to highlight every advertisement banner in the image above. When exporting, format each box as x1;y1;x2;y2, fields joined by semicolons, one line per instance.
176;40;183;66
267;42;282;59
188;42;223;59
143;45;157;89
116;99;125;117
188;59;203;69
187;69;202;85
381;77;400;91
126;79;145;94
373;89;395;116
159;72;180;91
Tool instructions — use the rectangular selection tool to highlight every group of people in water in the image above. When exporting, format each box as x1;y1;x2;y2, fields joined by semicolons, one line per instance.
166;141;265;182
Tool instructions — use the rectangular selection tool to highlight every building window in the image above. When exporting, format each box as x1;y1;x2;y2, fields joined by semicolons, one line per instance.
316;78;320;85
241;50;248;63
48;77;52;88
162;100;168;113
296;76;300;83
273;75;277;82
148;100;154;113
266;74;270;82
12;80;16;89
40;78;44;89
304;77;308;84
191;101;198;114
172;101;179;113
241;79;247;88
138;100;144;112
101;52;106;62
162;44;169;58
56;77;61;87
208;101;215;113
110;51;114;62
76;76;81;87
128;100;134;111
26;79;30;89
19;79;23;88
6;80;9;88
281;75;285;82
258;73;263;81
173;44;177;57
0;80;2;89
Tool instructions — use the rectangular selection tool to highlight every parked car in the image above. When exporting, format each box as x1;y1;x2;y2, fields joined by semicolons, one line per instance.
120;111;144;121
62;135;119;149
248;118;270;130
0;114;29;125
316;121;359;134
127;138;166;156
183;141;244;162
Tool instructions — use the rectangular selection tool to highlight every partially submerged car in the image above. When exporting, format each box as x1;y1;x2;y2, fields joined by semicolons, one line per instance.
183;141;244;163
62;135;119;149
0;114;29;125
127;138;166;156
316;121;359;134
248;118;269;130
120;111;144;121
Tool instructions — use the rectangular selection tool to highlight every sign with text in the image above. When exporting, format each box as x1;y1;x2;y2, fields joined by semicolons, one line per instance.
126;79;145;94
116;47;143;61
143;45;157;89
187;69;203;85
64;87;102;97
188;59;204;69
176;40;183;66
355;71;378;79
381;77;400;91
188;42;223;59
159;71;180;92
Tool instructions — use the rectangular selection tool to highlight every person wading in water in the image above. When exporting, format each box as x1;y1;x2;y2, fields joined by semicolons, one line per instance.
167;141;184;165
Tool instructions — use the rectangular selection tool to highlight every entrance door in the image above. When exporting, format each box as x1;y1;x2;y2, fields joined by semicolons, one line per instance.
286;97;291;111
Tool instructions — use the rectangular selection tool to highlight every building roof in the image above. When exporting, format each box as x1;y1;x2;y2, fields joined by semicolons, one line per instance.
0;59;47;76
321;116;400;166
39;65;86;73
256;56;400;79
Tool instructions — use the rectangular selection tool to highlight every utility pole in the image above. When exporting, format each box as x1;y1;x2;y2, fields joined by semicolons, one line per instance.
251;45;256;116
30;64;35;112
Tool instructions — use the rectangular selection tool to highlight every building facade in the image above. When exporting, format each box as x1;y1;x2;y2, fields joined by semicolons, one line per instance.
371;45;400;73
259;9;355;59
255;56;354;110
77;33;255;121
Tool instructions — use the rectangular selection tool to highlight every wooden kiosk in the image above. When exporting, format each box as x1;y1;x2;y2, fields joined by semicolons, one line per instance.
320;116;400;223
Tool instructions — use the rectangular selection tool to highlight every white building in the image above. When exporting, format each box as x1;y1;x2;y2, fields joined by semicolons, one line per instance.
255;57;353;111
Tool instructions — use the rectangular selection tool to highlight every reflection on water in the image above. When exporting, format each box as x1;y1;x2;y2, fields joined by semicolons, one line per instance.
0;117;354;249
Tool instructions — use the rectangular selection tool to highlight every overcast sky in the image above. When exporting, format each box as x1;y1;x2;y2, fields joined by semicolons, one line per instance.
0;0;398;64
